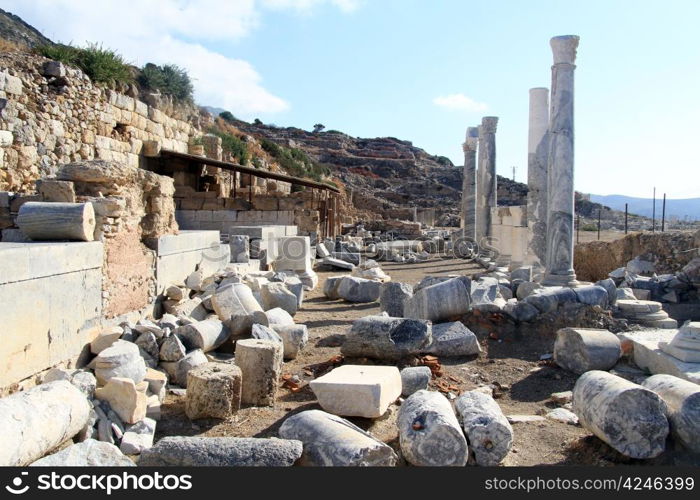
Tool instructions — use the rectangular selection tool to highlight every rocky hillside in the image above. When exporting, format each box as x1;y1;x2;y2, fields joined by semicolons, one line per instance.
228;119;575;221
0;8;53;48
231;121;462;213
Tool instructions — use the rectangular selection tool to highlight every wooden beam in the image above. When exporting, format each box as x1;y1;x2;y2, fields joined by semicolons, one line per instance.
157;149;340;193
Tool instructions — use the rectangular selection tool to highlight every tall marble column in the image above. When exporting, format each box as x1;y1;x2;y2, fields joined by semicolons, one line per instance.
543;35;579;287
460;126;479;239
526;87;549;270
475;116;498;243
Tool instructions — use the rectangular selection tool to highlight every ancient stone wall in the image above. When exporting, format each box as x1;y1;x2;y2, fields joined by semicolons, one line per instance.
574;230;700;282
0;52;196;194
53;159;177;317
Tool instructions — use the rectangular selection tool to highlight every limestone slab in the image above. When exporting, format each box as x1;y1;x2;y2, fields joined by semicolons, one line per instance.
310;365;401;418
619;330;700;385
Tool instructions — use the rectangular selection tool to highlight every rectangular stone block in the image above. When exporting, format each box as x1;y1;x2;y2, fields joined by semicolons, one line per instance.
619;330;700;385
310;365;402;418
211;210;237;222
155;231;230;293
0;242;103;388
0;242;103;285
252;196;279;211
274;236;311;272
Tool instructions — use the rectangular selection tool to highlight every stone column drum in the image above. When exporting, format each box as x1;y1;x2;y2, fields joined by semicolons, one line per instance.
526;87;549;270
476;117;498;243
543;35;579;286
461;126;479;239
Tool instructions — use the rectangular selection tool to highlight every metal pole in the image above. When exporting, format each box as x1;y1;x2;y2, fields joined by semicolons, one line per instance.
576;214;580;244
597;208;601;240
624;203;628;234
662;193;666;232
652;187;656;232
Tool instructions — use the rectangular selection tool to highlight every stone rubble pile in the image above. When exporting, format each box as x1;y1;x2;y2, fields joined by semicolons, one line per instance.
0;259;318;466
547;324;700;459
607;254;699;311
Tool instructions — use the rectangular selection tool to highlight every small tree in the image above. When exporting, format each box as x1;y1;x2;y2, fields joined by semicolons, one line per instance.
138;63;194;103
219;111;236;123
313;123;325;133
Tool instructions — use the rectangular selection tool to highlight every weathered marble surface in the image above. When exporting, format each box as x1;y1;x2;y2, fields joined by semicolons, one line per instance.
553;327;621;374
642;374;700;453
455;390;513;466
526;87;549;270
461;126;479;239
398;390;469;466
0;381;91;466
572;370;668;459
138;437;302;466
279;409;398;466
476;117;498;243
543;35;579;287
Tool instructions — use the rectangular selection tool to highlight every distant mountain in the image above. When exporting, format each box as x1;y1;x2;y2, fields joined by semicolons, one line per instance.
203;106;226;117
589;194;700;221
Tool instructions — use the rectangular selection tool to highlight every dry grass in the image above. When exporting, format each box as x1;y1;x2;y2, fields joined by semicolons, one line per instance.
0;39;29;53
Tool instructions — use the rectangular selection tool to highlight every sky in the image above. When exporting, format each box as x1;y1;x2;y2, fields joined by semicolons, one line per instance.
5;0;700;198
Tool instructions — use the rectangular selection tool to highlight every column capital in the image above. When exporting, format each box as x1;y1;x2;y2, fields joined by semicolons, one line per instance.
550;35;579;65
462;138;478;152
464;126;479;151
481;116;498;133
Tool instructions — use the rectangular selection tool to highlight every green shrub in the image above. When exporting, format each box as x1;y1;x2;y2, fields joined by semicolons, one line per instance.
36;43;78;64
251;156;263;169
580;223;598;232
138;63;193;102
208;128;248;165
436;155;453;167
260;138;330;181
219;111;236;123
36;43;133;87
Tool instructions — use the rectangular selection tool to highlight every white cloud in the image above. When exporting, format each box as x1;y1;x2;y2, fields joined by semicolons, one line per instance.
2;0;360;117
262;0;362;13
433;93;488;112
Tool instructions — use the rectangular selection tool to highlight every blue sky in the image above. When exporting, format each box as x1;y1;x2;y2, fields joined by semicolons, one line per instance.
6;0;700;198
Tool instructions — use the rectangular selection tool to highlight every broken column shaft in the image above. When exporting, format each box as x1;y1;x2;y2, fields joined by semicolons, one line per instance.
526;87;549;270
461;126;479;240
476;117;498;244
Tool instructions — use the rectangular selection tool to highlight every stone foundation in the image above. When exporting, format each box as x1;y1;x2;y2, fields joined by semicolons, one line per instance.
0;241;103;389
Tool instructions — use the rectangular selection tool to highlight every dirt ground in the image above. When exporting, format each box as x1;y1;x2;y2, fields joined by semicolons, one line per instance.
157;256;699;467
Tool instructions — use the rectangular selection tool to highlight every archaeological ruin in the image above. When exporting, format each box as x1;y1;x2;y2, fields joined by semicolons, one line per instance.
1;14;699;474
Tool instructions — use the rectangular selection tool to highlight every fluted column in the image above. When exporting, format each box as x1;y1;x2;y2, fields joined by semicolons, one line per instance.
543;35;579;286
526;87;549;270
475;117;498;243
460;126;479;239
